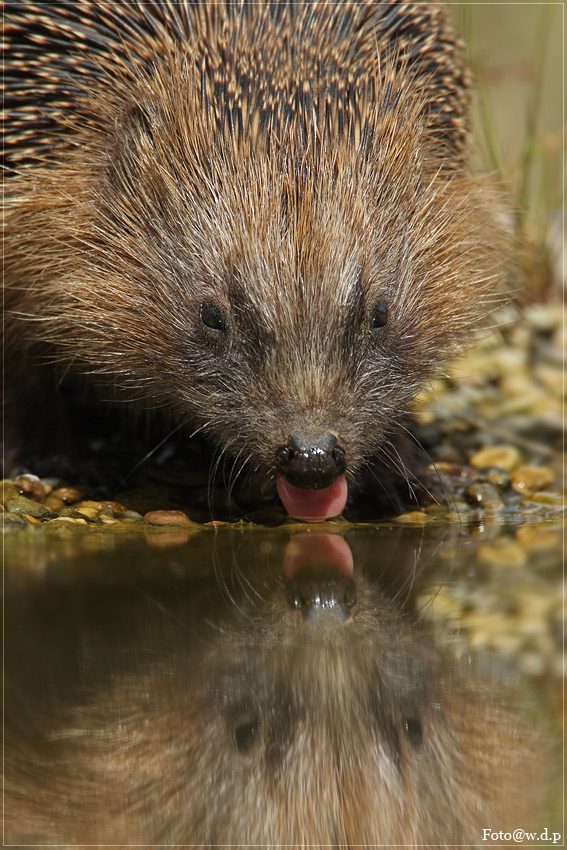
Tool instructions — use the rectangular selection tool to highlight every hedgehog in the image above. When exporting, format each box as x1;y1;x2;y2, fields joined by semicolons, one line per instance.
3;0;506;520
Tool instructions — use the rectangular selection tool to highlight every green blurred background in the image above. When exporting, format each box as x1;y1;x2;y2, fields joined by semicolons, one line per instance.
453;2;563;289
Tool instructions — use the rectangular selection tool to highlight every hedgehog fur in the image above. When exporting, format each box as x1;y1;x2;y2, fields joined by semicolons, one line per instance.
3;0;507;518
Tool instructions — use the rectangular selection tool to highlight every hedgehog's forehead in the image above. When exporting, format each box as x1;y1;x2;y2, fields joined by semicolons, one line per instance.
209;157;375;281
216;209;369;311
227;250;363;311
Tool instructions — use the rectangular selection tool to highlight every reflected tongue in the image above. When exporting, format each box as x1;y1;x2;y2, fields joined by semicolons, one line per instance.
277;474;348;522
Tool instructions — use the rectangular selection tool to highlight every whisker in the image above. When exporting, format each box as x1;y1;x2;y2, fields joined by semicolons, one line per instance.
396;420;459;517
117;417;191;489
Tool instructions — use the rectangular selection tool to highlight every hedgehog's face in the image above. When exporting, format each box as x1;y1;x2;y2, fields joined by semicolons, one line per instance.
179;253;424;521
83;99;502;521
160;157;496;521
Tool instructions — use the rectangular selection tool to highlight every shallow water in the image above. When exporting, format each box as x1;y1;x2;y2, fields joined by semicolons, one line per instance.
4;518;562;844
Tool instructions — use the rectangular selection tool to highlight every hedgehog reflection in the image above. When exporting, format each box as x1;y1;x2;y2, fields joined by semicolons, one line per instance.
6;535;536;845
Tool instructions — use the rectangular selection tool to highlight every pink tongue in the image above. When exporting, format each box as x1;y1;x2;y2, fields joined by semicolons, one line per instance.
277;474;348;522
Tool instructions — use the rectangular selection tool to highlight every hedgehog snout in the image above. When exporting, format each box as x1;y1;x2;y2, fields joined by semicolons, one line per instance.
274;432;347;490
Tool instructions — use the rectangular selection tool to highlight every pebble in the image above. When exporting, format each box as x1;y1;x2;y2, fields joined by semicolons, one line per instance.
479;468;511;488
51;486;91;504
524;303;562;333
511;465;554;494
535;366;564;398
412;409;436;426
143;509;193;526
59;507;96;520
47;516;88;526
43;494;65;512
0;481;19;505
463;483;503;510
119;510;143;522
469;445;522;472
521;491;565;507
4;495;53;519
75;503;102;519
395;511;429;525
20;513;42;525
13;473;45;503
418;591;461;618
431;462;477;479
99;515;118;525
1;512;29;527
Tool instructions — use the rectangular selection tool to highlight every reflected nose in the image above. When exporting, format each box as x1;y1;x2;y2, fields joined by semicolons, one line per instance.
275;432;347;489
285;566;357;622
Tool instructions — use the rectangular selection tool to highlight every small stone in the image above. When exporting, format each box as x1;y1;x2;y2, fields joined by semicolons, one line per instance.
0;481;19;505
430;462;477;481
469;446;522;472
99;514;118;524
524;303;562;333
52;486;91;504
47;516;88;525
75;502;103;519
396;511;429;525
1;512;28;527
413;410;436;426
417;591;460;618
463;483;503;510
43;494;65;512
534;366;564;398
21;513;42;525
5;495;53;519
511;465;554;494
59;506;96;520
119;510;143;522
479;467;511;488
143;509;193;526
13;473;45;503
522;491;565;507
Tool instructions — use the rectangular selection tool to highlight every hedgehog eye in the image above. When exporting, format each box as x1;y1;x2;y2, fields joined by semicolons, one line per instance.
233;718;258;753
200;302;227;333
403;715;422;746
370;301;388;331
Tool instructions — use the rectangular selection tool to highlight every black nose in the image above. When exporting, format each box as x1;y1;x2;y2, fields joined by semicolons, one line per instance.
285;566;357;622
275;432;347;489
